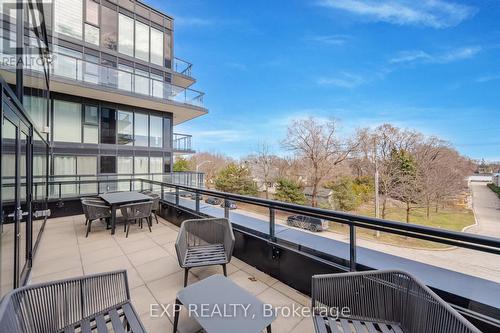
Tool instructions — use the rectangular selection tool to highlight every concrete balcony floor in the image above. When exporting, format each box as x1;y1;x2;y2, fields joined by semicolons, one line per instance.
30;215;312;333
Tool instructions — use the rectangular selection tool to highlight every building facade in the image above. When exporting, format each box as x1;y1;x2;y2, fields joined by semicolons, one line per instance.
0;0;206;296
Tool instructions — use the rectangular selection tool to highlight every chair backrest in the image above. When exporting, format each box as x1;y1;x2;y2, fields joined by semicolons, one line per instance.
150;196;160;210
121;201;153;220
182;218;233;247
0;271;129;333
82;201;110;220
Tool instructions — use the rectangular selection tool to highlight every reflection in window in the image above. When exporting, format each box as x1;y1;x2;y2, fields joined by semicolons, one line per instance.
117;110;134;145
101;6;117;51
150;116;163;148
100;156;116;174
54;0;83;39
54;100;81;143
134;156;149;174
165;31;172;68
135;21;149;62
86;0;99;25
150;28;163;66
100;107;116;144
85;24;100;45
134;113;149;146
119;14;134;57
24;95;47;131
84;105;98;144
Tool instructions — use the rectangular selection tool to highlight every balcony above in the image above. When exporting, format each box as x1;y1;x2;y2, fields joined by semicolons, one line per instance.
173;133;195;154
0;53;208;125
172;57;196;88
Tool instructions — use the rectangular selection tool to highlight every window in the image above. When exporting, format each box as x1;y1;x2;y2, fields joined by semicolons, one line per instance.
54;0;83;39
100;107;116;144
150;157;162;174
118;156;133;174
150;28;163;66
118;14;134;57
24;95;47;131
134;69;150;96
54;156;76;175
83;54;99;83
117;110;134;145
134;156;149;174
100;156;116;174
134;113;148;146
118;64;133;91
165;31;172;68
53;100;82;143
83;105;98;144
77;156;97;175
149;115;163;148
135;21;149;61
85;0;99;25
85;24;99;45
101;6;117;51
151;73;163;99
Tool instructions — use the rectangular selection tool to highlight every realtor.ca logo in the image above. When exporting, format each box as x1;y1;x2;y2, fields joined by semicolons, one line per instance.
1;0;53;69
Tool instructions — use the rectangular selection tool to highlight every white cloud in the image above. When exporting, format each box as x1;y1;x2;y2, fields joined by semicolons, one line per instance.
317;72;365;88
318;0;476;28
390;46;481;64
308;35;350;46
476;74;500;83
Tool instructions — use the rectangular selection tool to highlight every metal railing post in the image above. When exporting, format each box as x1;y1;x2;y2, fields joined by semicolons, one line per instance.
58;183;62;199
269;207;276;241
161;184;164;200
97;180;100;194
349;224;357;272
140;179;143;191
195;190;200;213
175;187;180;206
130;179;133;191
224;199;229;219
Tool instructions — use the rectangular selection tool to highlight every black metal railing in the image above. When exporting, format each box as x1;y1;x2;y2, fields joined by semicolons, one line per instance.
29;177;500;273
174;57;193;78
173;133;193;152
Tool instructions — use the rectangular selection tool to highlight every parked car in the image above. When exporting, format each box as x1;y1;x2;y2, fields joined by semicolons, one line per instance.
286;215;328;232
220;200;237;210
205;197;222;205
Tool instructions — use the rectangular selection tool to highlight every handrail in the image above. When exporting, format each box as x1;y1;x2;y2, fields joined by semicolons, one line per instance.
173;57;193;77
20;177;500;260
173;133;193;151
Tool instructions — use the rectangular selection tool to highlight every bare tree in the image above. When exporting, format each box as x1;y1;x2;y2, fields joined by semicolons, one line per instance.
281;117;358;207
189;152;233;188
245;143;278;199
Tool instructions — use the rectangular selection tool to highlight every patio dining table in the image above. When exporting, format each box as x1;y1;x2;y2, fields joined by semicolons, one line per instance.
99;191;152;235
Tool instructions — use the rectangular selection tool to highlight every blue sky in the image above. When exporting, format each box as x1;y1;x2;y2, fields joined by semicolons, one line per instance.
149;0;500;161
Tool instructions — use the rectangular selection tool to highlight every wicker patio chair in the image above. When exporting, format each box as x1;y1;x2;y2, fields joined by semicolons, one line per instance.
149;194;160;224
80;197;105;225
175;218;235;287
120;201;154;237
311;270;481;333
82;200;111;237
0;270;146;333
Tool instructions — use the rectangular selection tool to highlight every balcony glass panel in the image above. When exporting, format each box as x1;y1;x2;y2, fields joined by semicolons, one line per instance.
24;95;47;132
134;113;148;147
151;73;164;99
84;24;99;46
101;6;117;51
54;0;83;39
118;14;134;57
118;156;133;174
149;115;163;148
53;155;77;197
134;70;150;96
117;110;134;145
150;27;163;66
83;57;99;84
53;100;82;143
135;21;149;62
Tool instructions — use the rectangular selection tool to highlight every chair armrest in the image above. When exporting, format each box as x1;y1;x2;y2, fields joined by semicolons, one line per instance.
175;224;188;267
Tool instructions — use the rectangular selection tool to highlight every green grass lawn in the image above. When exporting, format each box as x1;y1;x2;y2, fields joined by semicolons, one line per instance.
328;206;475;249
487;183;500;198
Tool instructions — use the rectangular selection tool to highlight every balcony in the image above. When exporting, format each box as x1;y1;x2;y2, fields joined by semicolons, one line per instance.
173;133;194;153
0;51;208;125
6;176;496;332
172;58;196;88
